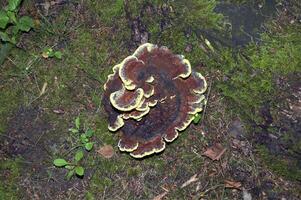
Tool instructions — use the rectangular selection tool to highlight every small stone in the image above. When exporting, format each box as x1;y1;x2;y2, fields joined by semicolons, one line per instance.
185;44;193;53
228;119;246;138
243;188;252;200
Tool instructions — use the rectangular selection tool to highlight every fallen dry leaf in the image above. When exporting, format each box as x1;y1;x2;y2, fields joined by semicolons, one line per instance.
53;109;65;114
152;192;168;200
39;82;48;96
42;51;49;58
202;143;226;160
97;145;114;158
224;180;242;189
181;174;199;188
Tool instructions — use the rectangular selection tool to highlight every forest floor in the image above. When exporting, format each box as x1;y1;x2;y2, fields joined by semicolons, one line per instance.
0;0;300;199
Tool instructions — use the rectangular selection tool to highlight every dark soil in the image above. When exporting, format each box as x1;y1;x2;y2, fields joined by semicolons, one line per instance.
0;0;300;199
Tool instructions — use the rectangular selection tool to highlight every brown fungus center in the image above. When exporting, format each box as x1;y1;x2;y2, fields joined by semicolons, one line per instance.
102;43;207;158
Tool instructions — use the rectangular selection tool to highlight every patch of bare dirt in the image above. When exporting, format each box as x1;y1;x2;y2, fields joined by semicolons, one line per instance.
0;107;90;199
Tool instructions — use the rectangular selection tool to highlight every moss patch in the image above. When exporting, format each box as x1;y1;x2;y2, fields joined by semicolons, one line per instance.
257;145;301;181
0;158;22;199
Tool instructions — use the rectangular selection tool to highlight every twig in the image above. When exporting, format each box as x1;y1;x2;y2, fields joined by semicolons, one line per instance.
200;79;213;129
197;184;224;199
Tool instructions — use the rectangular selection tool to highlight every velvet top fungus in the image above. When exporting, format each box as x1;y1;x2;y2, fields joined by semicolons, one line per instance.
102;43;207;158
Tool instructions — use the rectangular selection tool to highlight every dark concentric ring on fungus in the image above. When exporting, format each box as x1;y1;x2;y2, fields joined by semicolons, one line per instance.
102;43;207;158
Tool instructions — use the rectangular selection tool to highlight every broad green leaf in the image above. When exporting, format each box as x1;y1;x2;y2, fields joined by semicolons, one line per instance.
85;142;94;151
7;0;22;11
7;11;16;23
54;51;62;59
193;113;201;124
17;16;33;32
75;166;84;176
66;169;75;180
74;150;84;162
0;31;10;42
75;117;80;129
69;128;79;134
0;11;9;29
53;158;68;167
85;129;94;138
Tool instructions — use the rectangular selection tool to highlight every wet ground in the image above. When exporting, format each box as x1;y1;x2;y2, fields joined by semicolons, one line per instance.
0;0;300;199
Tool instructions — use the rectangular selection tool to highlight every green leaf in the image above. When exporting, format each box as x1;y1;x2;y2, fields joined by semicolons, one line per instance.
0;31;10;42
0;11;9;29
85;142;94;151
12;25;19;34
75;166;84;176
66;169;75;180
17;16;34;32
48;48;55;57
7;11;17;23
74;150;84;162
10;36;16;44
69;128;79;134
75;117;80;129
7;0;22;11
80;134;87;143
54;51;62;59
53;158;68;167
85;129;94;138
193;113;202;124
65;165;74;170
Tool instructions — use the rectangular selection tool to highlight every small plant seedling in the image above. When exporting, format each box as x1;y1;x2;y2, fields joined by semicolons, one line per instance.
53;116;95;180
42;47;62;59
193;113;202;125
0;0;34;44
0;0;34;64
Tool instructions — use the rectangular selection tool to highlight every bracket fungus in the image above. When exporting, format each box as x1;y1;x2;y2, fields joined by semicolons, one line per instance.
103;43;207;158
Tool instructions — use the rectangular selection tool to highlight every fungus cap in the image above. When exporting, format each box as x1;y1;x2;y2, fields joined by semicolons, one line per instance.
103;43;207;158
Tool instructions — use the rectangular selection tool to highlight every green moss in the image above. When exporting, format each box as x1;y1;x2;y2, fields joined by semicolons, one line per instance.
172;0;224;30
88;159;120;193
257;145;301;181
0;85;22;133
0;158;22;199
127;166;142;176
215;23;301;123
144;156;165;171
87;0;124;26
0;49;29;133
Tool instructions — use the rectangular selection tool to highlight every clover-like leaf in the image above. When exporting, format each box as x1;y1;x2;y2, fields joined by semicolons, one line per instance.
7;0;22;12
75;166;84;176
53;158;68;167
0;11;9;29
0;31;10;42
17;16;34;32
7;11;17;23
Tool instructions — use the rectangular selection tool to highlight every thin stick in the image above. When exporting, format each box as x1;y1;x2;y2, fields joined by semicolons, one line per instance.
200;79;213;129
